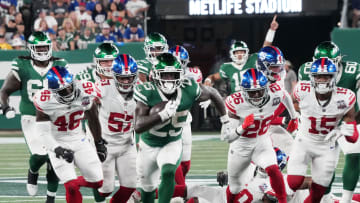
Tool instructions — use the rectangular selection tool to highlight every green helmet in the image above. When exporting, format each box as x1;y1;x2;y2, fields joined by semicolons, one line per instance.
94;43;119;77
144;32;169;63
27;31;52;61
153;53;183;94
229;41;249;65
313;41;341;65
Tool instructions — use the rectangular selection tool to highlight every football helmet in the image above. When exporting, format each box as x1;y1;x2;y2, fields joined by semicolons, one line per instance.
257;46;285;82
313;41;341;66
168;45;190;68
153;53;183;95
256;147;287;178
310;57;337;94
27;31;52;61
144;32;169;63
240;68;268;107
229;41;249;65
94;43;119;77
112;54;138;93
47;66;77;104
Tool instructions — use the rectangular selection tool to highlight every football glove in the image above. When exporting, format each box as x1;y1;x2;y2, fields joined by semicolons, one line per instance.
54;146;74;163
216;171;228;187
95;138;108;162
1;104;15;119
242;114;255;129
220;115;232;141
158;100;179;122
340;121;359;143
286;118;298;133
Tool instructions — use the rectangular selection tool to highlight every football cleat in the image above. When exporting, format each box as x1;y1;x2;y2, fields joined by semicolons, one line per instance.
216;171;228;187
27;169;39;196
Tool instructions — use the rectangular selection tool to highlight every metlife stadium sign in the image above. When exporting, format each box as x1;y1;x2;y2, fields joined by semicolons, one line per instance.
188;0;302;15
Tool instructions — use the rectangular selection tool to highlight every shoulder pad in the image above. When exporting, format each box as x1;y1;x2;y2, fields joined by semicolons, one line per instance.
134;82;156;104
225;92;245;115
33;89;53;112
293;82;311;102
335;87;356;108
78;80;101;98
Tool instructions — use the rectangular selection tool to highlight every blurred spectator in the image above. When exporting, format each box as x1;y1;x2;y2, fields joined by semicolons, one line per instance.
0;0;17;16
48;29;59;51
68;0;80;12
34;9;58;32
11;37;25;50
62;17;76;35
76;2;92;29
31;0;50;19
107;10;127;30
68;11;81;31
0;31;12;50
78;27;95;49
125;0;149;19
95;22;116;43
5;18;16;37
51;0;69;25
56;26;75;50
284;60;297;94
14;12;23;25
86;19;97;33
352;0;360;27
86;0;98;13
123;22;144;42
108;20;123;42
36;19;56;36
4;5;16;24
111;0;126;13
92;3;107;25
15;23;25;40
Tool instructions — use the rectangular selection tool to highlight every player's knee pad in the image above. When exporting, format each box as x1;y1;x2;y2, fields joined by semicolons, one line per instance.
64;179;80;194
287;175;305;191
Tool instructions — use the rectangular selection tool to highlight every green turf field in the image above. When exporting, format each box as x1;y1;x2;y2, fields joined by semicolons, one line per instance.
0;132;355;202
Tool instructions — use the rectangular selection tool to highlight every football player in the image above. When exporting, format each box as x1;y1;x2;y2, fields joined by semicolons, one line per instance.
0;31;67;203
222;68;298;203
287;58;358;203
33;66;107;203
134;53;228;203
203;15;279;93
94;54;138;203
168;45;203;186
137;32;168;83
297;41;360;203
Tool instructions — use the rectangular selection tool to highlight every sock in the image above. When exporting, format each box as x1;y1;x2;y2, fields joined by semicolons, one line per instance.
175;165;186;186
140;188;155;203
110;186;135;203
265;165;286;203
304;182;326;203
226;186;236;203
92;188;106;202
76;176;103;189
181;161;191;178
341;189;354;203
343;154;360;191
325;172;335;194
287;175;305;191
173;185;186;198
352;194;360;201
29;154;48;173
64;179;82;203
46;160;59;193
187;198;195;203
158;164;177;203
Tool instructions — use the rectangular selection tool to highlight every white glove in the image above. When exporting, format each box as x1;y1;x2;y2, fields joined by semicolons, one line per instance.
199;100;211;109
220;115;240;143
340;121;354;136
158;100;179;122
324;128;342;142
1;105;15;119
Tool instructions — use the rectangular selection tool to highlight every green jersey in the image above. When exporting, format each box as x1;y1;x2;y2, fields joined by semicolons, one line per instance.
11;56;68;116
137;59;153;79
298;60;360;110
75;66;97;83
242;53;258;70
134;78;201;147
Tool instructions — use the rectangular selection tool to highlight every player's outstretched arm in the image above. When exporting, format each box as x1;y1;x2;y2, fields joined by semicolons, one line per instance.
203;72;221;87
263;14;278;47
197;84;226;116
0;72;21;117
134;101;164;133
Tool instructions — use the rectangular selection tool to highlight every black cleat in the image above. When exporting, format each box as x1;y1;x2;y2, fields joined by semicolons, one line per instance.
45;195;55;203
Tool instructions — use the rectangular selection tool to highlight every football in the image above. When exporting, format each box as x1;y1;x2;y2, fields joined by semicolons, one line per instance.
149;101;168;115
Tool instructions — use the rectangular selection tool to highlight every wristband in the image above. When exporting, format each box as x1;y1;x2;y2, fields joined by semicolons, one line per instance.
220;114;229;124
158;110;169;122
205;78;212;84
265;29;276;42
235;126;245;136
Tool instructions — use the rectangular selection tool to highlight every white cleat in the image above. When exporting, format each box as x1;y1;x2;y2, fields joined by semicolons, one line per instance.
26;169;38;196
26;183;38;196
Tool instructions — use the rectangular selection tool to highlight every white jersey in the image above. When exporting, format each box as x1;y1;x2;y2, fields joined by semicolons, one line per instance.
225;83;287;138
33;80;98;142
96;79;136;146
184;67;203;83
293;82;355;141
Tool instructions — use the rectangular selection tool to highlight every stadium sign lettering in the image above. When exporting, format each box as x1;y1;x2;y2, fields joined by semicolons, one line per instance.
189;0;302;15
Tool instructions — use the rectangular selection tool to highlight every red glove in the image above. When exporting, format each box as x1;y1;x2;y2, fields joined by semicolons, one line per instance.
242;114;255;129
286;118;298;133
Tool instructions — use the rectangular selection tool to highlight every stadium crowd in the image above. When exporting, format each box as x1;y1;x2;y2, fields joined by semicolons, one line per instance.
0;0;148;50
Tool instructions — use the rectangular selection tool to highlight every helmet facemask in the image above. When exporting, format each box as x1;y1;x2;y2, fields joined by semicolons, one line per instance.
242;86;268;107
95;58;115;77
267;64;284;82
154;68;183;95
145;43;169;63
310;73;336;94
52;82;77;104
230;49;249;65
29;44;52;61
114;73;137;93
